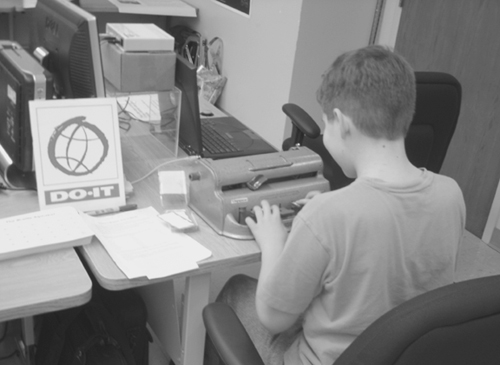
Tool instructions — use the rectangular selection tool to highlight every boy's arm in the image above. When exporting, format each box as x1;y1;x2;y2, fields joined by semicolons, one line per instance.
246;200;301;334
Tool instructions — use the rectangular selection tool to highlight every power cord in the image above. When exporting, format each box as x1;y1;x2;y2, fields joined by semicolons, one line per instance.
130;155;200;185
99;33;120;45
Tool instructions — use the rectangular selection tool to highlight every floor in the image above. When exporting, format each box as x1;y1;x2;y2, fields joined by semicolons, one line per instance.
1;230;500;365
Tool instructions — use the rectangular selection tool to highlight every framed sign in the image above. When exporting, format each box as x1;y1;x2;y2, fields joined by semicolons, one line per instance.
213;0;250;16
29;98;126;212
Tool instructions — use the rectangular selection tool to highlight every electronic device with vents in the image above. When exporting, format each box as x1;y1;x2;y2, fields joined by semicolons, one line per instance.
0;41;54;189
31;0;106;99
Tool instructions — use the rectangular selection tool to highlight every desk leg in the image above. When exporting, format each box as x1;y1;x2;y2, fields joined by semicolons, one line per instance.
180;273;211;365
136;281;182;363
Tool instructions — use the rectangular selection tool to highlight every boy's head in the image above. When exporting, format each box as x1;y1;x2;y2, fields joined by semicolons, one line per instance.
317;45;416;140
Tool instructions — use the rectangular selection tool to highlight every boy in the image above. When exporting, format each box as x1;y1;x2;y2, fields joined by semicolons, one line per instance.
211;45;466;365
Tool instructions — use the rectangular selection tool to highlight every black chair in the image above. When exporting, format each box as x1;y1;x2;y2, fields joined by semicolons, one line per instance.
282;71;462;190
202;274;500;365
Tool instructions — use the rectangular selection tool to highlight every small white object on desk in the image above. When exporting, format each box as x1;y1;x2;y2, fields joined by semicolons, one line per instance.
159;209;198;232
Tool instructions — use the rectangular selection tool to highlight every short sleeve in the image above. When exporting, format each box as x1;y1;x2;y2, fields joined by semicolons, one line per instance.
257;214;330;314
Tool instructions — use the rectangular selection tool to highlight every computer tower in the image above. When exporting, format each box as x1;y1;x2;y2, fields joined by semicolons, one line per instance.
0;40;53;189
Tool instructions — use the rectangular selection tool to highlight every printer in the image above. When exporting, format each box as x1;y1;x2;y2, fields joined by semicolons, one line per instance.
185;146;330;240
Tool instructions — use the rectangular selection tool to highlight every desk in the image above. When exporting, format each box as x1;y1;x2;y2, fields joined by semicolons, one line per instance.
78;111;261;365
0;190;92;364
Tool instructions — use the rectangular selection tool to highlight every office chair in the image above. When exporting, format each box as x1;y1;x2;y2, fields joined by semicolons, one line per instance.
202;274;500;365
282;71;462;190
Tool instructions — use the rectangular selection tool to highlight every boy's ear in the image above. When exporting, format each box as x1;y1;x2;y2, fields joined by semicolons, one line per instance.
334;108;352;139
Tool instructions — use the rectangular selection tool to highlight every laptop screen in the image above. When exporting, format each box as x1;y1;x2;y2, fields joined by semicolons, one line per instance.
175;54;203;155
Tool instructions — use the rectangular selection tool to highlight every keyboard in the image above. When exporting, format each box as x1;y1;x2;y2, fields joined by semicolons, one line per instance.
201;123;241;154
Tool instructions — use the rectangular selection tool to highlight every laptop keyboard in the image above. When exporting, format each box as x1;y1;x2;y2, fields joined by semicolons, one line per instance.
201;122;241;154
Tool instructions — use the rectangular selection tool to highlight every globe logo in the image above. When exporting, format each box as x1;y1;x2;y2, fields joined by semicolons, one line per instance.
48;116;109;176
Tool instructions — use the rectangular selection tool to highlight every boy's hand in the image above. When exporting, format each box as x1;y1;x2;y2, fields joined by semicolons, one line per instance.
245;200;288;252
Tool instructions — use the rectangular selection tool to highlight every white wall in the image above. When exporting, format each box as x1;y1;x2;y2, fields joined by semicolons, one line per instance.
287;0;377;135
173;0;303;149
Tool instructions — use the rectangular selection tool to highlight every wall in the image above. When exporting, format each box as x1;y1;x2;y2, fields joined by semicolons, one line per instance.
287;0;377;136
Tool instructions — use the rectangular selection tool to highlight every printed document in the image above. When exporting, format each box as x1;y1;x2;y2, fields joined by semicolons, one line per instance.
83;207;212;279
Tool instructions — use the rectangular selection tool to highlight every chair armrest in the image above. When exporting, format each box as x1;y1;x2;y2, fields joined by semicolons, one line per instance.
282;103;321;147
203;302;265;365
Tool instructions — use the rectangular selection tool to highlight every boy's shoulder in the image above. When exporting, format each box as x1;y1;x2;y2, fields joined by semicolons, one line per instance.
299;180;377;218
300;170;462;218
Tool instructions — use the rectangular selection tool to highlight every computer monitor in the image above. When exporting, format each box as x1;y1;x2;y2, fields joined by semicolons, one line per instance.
32;0;106;99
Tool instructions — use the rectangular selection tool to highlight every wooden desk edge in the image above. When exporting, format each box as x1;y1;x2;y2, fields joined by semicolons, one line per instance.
79;242;261;291
0;280;92;323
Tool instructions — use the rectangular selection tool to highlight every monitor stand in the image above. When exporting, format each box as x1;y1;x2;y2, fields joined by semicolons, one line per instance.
0;144;36;190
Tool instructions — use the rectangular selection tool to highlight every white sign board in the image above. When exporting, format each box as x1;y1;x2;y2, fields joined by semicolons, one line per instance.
29;98;126;212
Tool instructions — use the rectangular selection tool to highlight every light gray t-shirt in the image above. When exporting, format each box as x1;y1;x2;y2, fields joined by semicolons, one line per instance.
257;170;466;365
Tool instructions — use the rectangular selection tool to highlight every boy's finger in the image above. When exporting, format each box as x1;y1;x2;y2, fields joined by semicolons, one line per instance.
252;205;262;220
271;204;281;216
260;200;271;214
245;216;256;229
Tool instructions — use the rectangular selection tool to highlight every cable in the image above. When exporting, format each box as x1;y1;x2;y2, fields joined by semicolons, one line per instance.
129;155;200;185
99;33;120;45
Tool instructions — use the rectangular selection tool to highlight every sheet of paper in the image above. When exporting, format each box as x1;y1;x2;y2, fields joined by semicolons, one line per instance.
0;206;94;261
83;207;212;279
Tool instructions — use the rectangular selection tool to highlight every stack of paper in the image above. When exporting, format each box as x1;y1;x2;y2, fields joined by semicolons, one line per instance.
0;206;94;261
83;207;212;279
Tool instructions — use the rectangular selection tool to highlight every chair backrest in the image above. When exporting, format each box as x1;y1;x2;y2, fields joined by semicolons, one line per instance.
405;72;462;174
333;275;500;365
283;71;462;190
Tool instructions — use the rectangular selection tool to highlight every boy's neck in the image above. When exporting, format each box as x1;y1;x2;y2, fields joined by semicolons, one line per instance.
353;137;422;184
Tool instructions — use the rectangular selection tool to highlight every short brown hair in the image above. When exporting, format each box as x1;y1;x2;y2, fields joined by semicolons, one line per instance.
316;45;416;140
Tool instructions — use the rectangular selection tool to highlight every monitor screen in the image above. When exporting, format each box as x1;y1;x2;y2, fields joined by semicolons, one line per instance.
32;0;105;99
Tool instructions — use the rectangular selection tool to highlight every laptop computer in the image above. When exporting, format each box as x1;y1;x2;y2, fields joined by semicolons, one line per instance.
175;55;276;159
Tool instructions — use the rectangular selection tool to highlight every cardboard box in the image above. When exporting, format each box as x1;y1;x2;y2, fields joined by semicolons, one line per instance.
101;42;176;92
